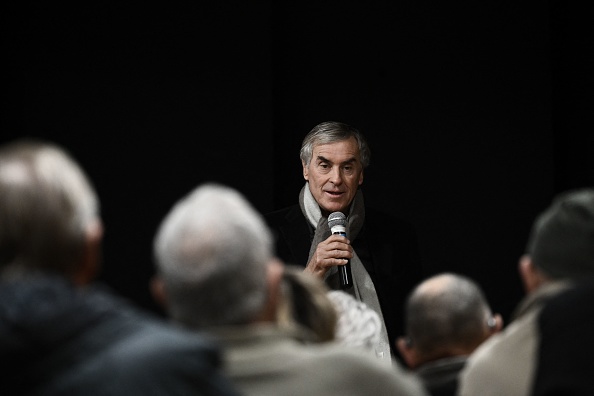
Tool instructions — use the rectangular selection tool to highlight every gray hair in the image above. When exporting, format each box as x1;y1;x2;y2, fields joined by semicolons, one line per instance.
0;139;99;278
153;183;273;329
300;121;371;168
404;272;493;357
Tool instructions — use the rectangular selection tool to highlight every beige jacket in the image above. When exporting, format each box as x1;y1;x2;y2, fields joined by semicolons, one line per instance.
210;324;429;396
457;281;570;396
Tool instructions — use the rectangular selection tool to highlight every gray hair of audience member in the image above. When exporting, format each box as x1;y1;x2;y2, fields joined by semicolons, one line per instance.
299;121;371;168
404;272;494;358
153;182;273;329
277;265;337;342
525;188;594;279
0;139;100;279
327;290;382;350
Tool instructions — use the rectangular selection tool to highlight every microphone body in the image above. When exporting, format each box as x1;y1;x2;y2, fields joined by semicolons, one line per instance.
328;212;353;289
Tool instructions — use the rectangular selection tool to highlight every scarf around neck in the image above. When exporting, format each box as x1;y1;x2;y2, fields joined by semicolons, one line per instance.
298;182;392;364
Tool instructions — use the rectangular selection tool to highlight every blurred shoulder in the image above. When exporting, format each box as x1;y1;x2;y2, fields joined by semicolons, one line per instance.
263;204;301;223
309;344;428;395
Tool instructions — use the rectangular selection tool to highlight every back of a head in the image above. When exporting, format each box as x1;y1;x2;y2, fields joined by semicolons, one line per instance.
0;139;99;279
299;121;371;168
525;188;594;280
153;182;273;329
404;273;493;359
327;290;382;351
277;266;337;342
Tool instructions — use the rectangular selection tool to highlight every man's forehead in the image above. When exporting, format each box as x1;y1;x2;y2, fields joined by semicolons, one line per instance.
312;139;360;159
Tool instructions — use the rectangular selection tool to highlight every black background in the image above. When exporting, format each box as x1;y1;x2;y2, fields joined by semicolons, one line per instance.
2;1;593;325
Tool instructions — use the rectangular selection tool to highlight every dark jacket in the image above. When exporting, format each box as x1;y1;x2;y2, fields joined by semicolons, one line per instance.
532;276;594;396
0;275;240;396
415;356;467;396
264;204;424;358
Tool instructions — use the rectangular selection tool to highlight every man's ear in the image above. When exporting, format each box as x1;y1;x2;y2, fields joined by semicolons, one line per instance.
150;275;168;309
73;219;103;285
302;160;309;181
253;258;285;323
518;254;547;294
396;336;420;369
491;313;504;333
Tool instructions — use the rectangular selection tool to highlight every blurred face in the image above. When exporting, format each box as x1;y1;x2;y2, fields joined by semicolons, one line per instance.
302;136;364;216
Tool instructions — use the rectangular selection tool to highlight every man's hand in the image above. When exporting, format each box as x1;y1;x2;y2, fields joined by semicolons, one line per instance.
304;234;353;278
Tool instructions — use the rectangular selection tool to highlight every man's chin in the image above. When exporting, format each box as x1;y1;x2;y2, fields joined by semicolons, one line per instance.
320;203;348;216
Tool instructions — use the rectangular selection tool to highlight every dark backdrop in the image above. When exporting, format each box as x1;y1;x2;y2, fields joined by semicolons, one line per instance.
2;1;592;324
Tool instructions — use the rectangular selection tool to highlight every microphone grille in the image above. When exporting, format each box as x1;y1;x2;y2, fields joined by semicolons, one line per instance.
328;211;347;228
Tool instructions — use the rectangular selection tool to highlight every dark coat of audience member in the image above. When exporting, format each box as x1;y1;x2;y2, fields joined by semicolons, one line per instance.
0;139;239;396
531;275;594;396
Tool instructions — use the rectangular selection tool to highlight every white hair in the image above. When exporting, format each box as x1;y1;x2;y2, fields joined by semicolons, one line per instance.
0;140;99;277
153;182;273;328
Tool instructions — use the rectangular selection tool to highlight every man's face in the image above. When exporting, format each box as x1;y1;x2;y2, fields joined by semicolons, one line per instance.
302;136;364;216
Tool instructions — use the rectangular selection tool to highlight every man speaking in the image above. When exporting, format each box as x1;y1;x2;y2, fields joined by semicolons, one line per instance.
264;120;425;364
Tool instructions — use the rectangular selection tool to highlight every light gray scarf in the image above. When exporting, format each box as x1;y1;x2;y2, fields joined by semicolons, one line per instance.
299;183;392;363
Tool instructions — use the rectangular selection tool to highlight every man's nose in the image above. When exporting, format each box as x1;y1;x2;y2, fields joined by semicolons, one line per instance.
329;167;343;184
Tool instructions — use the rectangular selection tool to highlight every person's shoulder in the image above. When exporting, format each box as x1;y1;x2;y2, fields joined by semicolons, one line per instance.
536;277;594;357
96;316;238;394
306;344;427;395
263;205;291;219
113;316;222;366
457;335;501;396
532;277;594;395
79;285;223;368
19;281;237;395
540;276;594;322
225;330;426;396
458;310;539;396
263;204;302;224
464;306;540;370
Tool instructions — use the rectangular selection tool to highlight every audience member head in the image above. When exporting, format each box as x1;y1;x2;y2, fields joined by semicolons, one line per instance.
396;272;502;369
0;139;103;285
327;290;383;352
151;182;282;330
519;188;594;293
276;265;337;342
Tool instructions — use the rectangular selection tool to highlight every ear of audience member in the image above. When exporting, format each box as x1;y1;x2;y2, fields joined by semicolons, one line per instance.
151;182;430;396
458;188;594;396
396;272;502;396
0;139;239;396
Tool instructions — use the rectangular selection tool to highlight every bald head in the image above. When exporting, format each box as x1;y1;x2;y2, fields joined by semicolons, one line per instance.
398;273;501;367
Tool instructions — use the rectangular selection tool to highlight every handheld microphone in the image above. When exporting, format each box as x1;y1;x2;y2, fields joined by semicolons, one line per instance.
328;212;352;289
